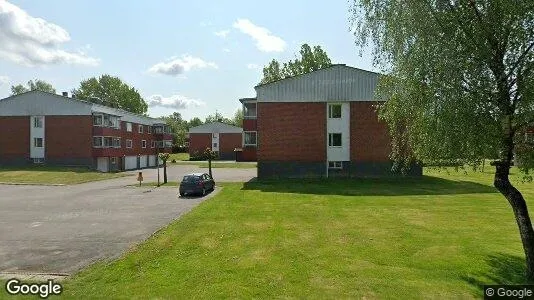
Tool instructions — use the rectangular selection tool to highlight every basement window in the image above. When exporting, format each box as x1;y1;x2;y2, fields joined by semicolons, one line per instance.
328;104;342;118
328;161;343;169
328;133;342;147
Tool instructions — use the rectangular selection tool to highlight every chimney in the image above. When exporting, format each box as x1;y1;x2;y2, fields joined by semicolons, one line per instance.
62;91;68;97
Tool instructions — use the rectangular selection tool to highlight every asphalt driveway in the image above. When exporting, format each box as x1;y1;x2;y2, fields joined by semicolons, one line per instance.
0;164;255;276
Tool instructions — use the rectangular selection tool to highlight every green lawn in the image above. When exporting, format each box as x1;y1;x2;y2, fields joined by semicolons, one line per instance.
34;168;534;298
0;166;126;185
168;153;190;161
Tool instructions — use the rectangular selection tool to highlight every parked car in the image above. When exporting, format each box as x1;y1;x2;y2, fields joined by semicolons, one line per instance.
179;173;215;197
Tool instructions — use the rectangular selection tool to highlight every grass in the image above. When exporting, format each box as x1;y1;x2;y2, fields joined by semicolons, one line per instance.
14;167;534;298
168;153;190;161
0;166;126;185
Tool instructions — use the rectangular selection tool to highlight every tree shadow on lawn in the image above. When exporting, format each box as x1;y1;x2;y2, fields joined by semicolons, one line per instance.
241;175;496;196
462;253;527;296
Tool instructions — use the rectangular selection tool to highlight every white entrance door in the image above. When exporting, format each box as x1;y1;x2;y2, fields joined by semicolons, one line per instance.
212;133;219;152
96;157;109;172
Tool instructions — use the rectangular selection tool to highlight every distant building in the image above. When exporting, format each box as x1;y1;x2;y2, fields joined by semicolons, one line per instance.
188;122;243;160
239;64;422;178
0;90;173;172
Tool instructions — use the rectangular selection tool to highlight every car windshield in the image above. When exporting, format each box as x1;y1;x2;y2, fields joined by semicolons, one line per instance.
182;175;200;182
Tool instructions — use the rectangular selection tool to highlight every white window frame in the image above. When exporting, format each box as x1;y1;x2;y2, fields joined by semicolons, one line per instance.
113;137;121;148
151;140;155;148
93;114;103;126
138;124;143;133
126;123;132;132
243;102;257;119
147;126;152;134
328;104;342;119
328;161;343;169
328;133;342;147
243;131;257;146
103;136;113;148
33;116;43;128
126;139;133;148
142;140;147;148
93;136;103;148
33;137;43;148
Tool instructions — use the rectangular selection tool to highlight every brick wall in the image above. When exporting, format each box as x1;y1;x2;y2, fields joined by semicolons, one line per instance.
258;102;326;161
243;119;257;131
220;133;242;154
0;116;29;161
46;116;93;159
350;102;391;162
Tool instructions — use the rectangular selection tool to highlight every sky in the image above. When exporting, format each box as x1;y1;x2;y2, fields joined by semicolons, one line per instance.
0;0;376;121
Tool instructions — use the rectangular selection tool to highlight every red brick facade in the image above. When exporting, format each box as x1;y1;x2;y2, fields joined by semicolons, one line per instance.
219;133;242;154
0;116;29;160
189;133;211;156
46;116;93;159
257;102;326;161
350;102;391;162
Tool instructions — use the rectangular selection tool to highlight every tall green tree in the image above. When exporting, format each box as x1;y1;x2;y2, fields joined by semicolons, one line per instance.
352;0;534;279
204;112;233;125
260;43;332;84
162;112;188;147
11;79;56;95
233;108;244;127
72;75;148;114
187;117;203;128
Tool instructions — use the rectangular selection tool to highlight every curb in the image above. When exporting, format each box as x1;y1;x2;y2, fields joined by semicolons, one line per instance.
0;182;66;186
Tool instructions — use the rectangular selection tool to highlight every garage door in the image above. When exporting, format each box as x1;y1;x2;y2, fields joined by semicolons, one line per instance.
139;155;148;168
148;155;156;167
96;157;109;172
124;156;138;170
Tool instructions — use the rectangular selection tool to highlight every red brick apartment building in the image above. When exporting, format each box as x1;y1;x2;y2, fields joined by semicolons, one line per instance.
188;122;243;160
0;90;173;172
239;64;422;178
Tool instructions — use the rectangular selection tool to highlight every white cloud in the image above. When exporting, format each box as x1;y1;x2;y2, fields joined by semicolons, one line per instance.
148;55;218;76
0;75;9;85
232;19;286;52
222;48;231;53
0;1;99;66
147;94;206;110
214;30;230;38
247;63;259;69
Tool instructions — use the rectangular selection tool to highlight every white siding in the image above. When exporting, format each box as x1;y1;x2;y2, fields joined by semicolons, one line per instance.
326;103;350;162
148;155;156;167
139;155;148;168
30;116;45;159
125;156;138;170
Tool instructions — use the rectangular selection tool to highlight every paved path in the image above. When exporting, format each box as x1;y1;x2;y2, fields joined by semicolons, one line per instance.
126;163;257;183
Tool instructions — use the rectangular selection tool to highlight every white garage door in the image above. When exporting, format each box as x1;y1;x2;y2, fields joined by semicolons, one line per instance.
96;157;109;172
139;155;148;168
125;156;138;170
148;155;156;167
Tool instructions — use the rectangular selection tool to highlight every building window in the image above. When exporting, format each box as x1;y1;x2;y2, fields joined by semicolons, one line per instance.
113;137;121;148
103;137;113;148
93;114;103;126
33;116;43;128
142;140;147;148
328;104;342;118
147;126;152;134
243;131;257;146
164;140;173;148
328;133;342;147
126;139;133;148
213;142;218;148
328;161;343;169
243;102;257;118
126;123;132;132
156;140;164;148
151;140;155;148
139;125;143;133
110;157;117;164
93;136;103;148
34;137;43;148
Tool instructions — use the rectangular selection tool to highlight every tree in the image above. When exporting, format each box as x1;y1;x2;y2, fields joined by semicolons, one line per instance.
187;117;203;128
11;79;56;95
204;148;218;178
260;44;332;84
352;0;534;279
158;153;170;184
162;112;188;147
204;112;233;125
233;108;244;127
72;75;148;114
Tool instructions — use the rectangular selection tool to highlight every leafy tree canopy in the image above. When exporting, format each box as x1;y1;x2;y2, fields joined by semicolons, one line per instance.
11;79;56;95
72;74;148;115
260;43;332;84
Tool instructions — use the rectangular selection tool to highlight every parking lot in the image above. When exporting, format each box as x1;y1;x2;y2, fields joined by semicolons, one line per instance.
0;165;256;275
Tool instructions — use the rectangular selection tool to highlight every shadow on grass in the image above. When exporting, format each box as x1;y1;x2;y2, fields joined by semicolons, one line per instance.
241;175;496;196
462;253;527;296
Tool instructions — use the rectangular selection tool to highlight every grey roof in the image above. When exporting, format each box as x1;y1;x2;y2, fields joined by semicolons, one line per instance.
188;122;243;134
0;90;165;125
254;64;382;103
